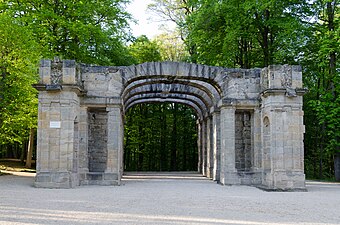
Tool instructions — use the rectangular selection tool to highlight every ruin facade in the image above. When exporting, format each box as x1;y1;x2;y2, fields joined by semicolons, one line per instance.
34;59;306;190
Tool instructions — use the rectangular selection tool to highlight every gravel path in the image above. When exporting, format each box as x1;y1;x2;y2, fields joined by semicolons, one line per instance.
0;171;340;225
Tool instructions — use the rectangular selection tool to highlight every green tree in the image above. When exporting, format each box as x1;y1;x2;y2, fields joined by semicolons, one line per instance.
147;0;197;56
186;0;309;67
128;35;162;63
2;0;134;65
302;0;339;180
0;13;40;147
154;32;190;61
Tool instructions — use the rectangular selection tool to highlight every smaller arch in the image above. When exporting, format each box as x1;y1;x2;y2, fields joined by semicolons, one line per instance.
122;77;221;106
125;98;204;120
125;94;207;112
123;83;213;111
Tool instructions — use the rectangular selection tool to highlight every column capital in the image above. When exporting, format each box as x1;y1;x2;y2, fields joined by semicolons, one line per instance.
106;105;122;112
210;106;220;114
218;98;236;109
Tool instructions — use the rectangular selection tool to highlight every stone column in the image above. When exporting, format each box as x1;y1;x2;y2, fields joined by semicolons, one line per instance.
250;108;262;184
201;119;207;176
206;116;213;178
105;106;123;185
211;109;220;181
34;59;81;188
197;120;203;173
78;106;89;183
260;65;306;191
219;106;240;185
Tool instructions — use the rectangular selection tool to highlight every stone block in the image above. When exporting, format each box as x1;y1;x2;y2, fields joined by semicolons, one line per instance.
104;173;118;181
87;173;103;181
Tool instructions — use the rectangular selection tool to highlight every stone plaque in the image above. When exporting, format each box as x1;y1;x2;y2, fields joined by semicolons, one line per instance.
50;121;61;129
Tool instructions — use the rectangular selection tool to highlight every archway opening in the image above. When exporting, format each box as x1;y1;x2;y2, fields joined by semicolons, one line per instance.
124;102;198;172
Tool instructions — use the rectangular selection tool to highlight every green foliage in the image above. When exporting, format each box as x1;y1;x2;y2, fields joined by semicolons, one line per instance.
124;103;198;171
154;32;190;61
128;35;162;63
301;0;339;179
2;0;134;66
0;13;40;145
186;0;309;68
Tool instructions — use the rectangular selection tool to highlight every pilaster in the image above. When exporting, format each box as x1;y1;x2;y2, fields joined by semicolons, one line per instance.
260;65;306;191
34;59;82;188
201;119;207;176
197;120;203;173
104;106;123;185
206;116;213;179
219;106;240;185
211;110;220;181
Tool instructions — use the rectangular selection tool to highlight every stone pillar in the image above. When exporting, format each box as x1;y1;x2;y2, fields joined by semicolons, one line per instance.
219;106;240;185
201;119;207;176
260;65;306;191
104;106;123;185
78;106;89;183
250;108;262;185
206;116;213;178
211;109;220;181
197;120;203;173
34;59;81;188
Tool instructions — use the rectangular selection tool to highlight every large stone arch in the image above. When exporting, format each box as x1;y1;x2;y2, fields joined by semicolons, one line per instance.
34;59;307;191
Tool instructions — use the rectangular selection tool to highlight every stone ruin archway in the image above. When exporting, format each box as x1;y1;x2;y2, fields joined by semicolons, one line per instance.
34;59;307;191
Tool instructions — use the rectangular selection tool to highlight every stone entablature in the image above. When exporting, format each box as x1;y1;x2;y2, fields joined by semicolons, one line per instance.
34;59;306;190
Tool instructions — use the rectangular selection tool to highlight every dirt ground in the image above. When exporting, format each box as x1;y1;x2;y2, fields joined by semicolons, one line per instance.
0;171;340;225
0;159;35;173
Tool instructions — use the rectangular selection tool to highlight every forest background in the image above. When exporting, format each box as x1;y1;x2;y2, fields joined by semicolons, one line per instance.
0;0;339;180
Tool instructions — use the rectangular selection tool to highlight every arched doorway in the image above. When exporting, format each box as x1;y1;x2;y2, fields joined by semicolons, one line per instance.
121;62;222;179
123;102;198;172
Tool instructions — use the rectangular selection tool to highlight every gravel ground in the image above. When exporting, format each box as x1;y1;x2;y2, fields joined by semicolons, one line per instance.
0;171;340;225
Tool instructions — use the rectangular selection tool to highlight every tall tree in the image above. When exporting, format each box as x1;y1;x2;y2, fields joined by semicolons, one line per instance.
302;0;339;180
128;35;162;63
0;12;40;147
147;0;197;56
186;0;309;67
154;32;190;61
2;0;134;65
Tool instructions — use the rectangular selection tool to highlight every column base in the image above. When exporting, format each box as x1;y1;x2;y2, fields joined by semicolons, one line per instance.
205;166;213;179
261;171;306;191
220;172;240;185
213;169;220;181
34;172;78;188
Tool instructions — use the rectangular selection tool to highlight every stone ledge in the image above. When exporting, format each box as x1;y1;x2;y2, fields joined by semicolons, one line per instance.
33;84;86;96
261;88;307;97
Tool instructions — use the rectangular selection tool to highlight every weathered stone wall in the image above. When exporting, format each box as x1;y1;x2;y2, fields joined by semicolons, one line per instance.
235;111;252;172
88;109;108;172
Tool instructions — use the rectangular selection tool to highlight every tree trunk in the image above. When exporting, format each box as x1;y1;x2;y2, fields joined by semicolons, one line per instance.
25;128;34;168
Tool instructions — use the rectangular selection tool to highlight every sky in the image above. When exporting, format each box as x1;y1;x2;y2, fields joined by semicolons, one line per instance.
126;0;175;38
